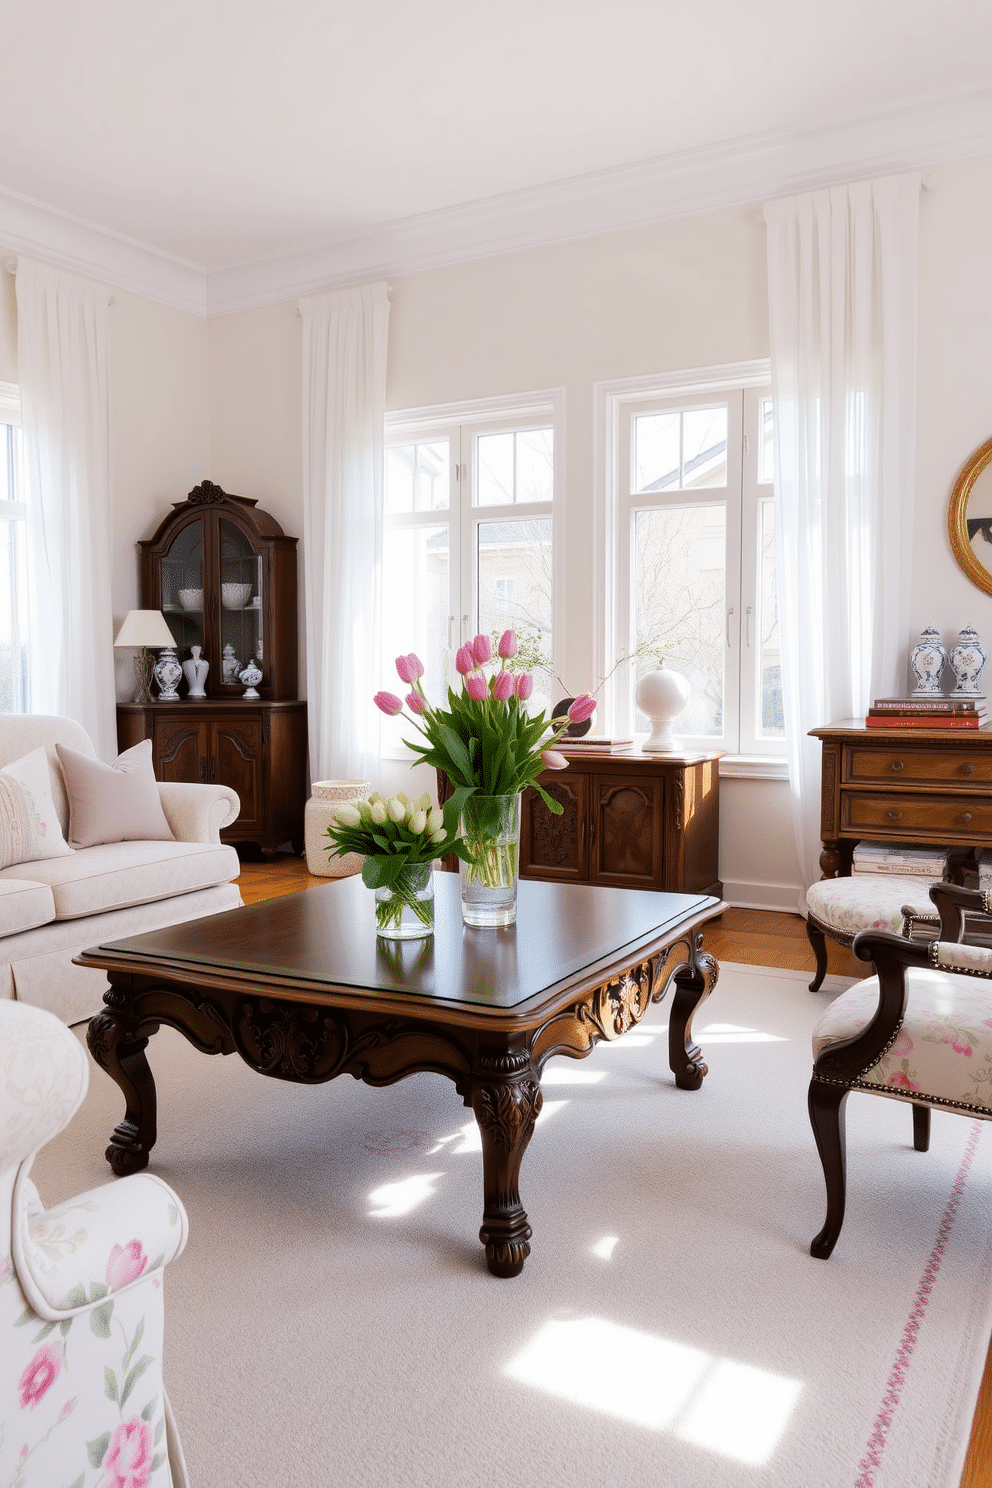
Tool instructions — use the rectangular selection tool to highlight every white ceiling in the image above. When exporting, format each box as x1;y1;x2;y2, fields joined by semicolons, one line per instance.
3;1;992;312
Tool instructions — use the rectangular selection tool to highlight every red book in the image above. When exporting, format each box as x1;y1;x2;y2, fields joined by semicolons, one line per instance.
864;713;982;728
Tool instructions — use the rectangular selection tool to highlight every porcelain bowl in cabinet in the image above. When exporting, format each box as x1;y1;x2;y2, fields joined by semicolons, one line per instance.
221;582;253;609
177;588;203;612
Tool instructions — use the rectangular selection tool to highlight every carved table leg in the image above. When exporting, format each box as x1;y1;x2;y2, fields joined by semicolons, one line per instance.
471;1050;543;1278
86;1009;159;1176
668;941;719;1091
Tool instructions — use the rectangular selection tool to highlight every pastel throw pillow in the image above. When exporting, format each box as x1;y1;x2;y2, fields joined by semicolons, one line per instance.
55;738;174;848
0;746;75;868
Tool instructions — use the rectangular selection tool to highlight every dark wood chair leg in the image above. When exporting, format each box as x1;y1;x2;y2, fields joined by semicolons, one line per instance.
806;917;829;993
912;1102;931;1152
808;1077;849;1258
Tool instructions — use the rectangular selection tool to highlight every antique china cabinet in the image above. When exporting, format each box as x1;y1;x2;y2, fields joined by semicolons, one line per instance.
116;480;307;855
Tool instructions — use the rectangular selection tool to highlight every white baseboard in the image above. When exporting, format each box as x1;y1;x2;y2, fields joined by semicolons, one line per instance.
721;879;804;915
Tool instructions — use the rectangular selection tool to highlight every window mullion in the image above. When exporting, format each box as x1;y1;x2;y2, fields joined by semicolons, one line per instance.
615;405;635;733
722;394;745;755
456;427;472;648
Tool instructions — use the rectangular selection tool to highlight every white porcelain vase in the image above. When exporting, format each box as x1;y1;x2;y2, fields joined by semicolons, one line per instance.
152;646;183;701
909;626;946;695
181;645;209;698
635;665;691;752
949;626;987;695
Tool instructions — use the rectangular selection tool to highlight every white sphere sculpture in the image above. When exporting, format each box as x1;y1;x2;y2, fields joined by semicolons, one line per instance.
635;666;690;752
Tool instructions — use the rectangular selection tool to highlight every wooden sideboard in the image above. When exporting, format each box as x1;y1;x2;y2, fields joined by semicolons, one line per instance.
519;746;722;896
118;699;307;856
809;718;992;877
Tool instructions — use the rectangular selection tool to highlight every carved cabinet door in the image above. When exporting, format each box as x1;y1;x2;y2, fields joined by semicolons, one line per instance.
153;717;209;783
210;718;263;831
519;775;588;882
590;774;664;888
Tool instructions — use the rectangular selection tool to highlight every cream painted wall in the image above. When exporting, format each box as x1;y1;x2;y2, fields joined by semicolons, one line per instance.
206;300;304;678
13;156;992;905
108;290;211;701
205;203;804;905
913;159;992;659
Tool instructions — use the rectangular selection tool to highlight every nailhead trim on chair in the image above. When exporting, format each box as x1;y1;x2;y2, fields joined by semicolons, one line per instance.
929;938;992;975
812;1068;992;1117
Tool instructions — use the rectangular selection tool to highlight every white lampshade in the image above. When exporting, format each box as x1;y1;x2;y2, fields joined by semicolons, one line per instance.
114;610;177;649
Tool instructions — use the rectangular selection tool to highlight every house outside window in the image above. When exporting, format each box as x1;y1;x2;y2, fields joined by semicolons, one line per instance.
382;393;562;751
0;382;29;713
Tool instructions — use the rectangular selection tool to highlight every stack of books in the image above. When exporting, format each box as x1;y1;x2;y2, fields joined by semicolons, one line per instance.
559;735;634;754
865;696;988;728
852;841;950;878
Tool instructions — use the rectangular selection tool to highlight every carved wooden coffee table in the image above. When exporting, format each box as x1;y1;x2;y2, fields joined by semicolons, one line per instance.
77;875;724;1277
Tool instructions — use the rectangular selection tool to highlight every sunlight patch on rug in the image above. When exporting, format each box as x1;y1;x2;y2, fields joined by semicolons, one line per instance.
697;1021;788;1044
426;1100;569;1156
505;1317;802;1464
541;1068;607;1085
367;1171;446;1217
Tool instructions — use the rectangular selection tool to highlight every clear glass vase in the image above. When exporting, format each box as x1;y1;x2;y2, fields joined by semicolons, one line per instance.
373;860;435;940
459;794;520;927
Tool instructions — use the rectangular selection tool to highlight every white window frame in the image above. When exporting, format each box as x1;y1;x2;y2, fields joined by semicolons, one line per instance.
0;380;29;714
382;389;564;756
595;360;784;768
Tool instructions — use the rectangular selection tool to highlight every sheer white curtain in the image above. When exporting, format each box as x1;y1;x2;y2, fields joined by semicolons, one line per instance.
298;281;391;783
764;173;920;895
15;257;116;760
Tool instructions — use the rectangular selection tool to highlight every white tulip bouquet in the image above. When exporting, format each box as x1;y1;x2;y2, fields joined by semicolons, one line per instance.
324;789;472;932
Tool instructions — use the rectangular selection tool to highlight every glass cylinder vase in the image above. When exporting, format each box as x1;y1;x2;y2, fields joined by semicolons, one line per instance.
373;860;435;940
459;793;520;927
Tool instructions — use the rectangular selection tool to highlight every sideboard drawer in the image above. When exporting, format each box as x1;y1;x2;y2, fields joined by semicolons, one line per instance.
841;790;992;842
844;744;992;789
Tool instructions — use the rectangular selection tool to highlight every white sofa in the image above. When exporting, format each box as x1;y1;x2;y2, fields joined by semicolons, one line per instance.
0;714;243;1024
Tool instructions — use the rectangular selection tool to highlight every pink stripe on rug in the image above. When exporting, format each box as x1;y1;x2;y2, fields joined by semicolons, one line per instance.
854;1119;984;1488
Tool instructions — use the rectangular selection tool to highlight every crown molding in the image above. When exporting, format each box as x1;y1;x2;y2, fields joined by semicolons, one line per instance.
0;82;990;319
0;187;207;315
205;82;992;315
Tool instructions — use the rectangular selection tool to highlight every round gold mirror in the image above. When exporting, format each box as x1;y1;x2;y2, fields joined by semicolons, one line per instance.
949;437;992;595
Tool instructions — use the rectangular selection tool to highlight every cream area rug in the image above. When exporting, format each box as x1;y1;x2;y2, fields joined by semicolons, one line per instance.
29;963;992;1488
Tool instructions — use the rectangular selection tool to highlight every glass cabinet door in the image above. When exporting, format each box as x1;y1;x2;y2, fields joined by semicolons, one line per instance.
219;518;263;688
160;518;204;655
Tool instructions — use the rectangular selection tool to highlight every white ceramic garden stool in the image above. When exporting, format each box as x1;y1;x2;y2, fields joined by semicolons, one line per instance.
304;780;372;877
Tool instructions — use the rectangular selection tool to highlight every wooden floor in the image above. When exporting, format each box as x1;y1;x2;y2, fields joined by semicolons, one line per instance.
236;855;992;1486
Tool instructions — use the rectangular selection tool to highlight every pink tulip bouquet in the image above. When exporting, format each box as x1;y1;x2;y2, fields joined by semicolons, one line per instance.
374;631;595;903
374;629;596;813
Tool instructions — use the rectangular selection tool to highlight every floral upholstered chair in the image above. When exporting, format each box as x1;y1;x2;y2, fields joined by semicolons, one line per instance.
808;882;992;1258
0;1000;190;1487
804;871;941;991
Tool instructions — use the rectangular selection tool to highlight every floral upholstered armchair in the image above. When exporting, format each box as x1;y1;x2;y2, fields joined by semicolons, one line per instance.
808;881;992;1258
0;1000;190;1487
